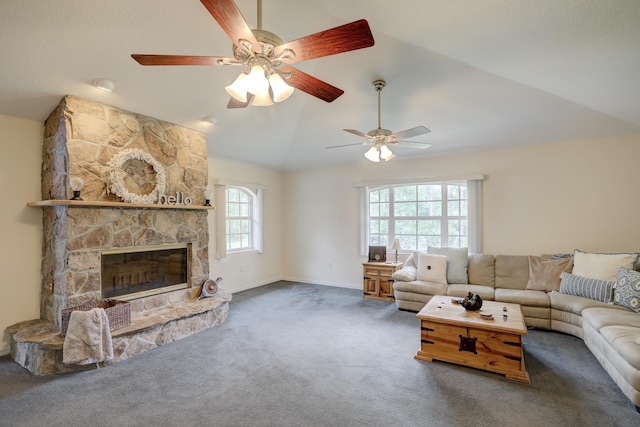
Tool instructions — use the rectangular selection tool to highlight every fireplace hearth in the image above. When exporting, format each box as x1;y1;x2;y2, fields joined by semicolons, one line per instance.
8;96;230;375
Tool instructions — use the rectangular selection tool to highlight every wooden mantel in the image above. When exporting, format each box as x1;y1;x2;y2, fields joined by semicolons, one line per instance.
27;200;215;210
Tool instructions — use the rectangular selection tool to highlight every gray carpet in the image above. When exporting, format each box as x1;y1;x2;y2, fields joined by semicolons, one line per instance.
0;281;637;427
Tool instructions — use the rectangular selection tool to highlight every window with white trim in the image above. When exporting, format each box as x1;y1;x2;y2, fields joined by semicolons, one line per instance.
368;182;469;251
225;186;254;251
214;180;265;260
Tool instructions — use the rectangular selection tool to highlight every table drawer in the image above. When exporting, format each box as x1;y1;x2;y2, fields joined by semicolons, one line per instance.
364;265;395;277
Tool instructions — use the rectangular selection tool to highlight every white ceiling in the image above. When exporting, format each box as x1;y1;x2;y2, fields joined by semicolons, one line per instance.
1;0;639;171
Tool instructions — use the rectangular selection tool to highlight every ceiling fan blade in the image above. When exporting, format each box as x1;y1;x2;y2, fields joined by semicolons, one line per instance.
274;19;374;64
200;0;259;51
131;54;232;66
389;126;431;140
397;141;432;150
279;66;344;102
325;142;371;149
226;93;253;109
343;129;371;139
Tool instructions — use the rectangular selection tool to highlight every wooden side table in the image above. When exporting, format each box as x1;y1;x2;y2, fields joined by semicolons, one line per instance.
362;261;403;301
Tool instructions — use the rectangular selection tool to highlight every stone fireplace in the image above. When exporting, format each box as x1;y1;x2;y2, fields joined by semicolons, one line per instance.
8;96;230;375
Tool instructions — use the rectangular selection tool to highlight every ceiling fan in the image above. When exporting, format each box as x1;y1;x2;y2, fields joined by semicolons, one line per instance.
131;0;375;108
326;79;431;162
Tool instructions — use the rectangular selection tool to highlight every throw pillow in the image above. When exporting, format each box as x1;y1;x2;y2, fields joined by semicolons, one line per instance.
559;272;615;303
572;250;639;281
416;253;447;285
614;267;640;313
391;266;417;282
427;246;469;284
526;256;574;292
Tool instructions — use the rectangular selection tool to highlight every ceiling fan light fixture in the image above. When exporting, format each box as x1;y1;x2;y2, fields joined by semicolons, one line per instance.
245;65;269;95
269;73;294;102
379;144;395;161
225;72;248;102
364;146;381;162
252;89;274;107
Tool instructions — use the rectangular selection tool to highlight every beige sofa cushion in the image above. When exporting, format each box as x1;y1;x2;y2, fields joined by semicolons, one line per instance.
582;306;639;331
495;255;529;290
572;250;639;281
495;288;550;307
468;254;495;287
597;325;640;370
428;246;468;284
416;254;447;284
526;256;573;292
391;266;417;282
549;292;627;315
393;280;447;296
446;284;495;301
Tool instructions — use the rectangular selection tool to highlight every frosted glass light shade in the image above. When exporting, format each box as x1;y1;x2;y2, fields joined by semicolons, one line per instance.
225;73;248;102
252;89;274;106
69;176;84;191
245;65;269;95
379;144;395;161
269;73;294;102
364;146;380;162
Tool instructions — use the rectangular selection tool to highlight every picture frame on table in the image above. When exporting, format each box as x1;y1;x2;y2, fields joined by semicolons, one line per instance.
368;245;387;262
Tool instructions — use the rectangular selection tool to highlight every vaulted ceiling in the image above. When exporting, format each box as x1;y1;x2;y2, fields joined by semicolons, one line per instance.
1;0;639;171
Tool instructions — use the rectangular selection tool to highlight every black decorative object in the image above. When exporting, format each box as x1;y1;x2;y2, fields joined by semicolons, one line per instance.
459;335;478;354
69;176;84;201
461;292;483;311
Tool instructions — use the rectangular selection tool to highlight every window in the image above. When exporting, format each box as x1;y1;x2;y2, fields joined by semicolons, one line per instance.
214;180;265;259
225;187;253;251
368;182;471;251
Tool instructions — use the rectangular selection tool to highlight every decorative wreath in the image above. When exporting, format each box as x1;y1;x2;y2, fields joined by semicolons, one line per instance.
108;149;166;204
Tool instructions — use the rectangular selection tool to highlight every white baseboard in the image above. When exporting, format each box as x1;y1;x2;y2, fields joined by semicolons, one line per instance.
227;276;360;294
280;276;360;290
227;277;283;294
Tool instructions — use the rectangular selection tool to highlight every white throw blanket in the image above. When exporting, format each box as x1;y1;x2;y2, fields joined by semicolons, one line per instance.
63;307;114;365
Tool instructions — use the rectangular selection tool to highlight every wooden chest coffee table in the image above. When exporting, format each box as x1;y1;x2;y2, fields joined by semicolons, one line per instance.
415;295;530;384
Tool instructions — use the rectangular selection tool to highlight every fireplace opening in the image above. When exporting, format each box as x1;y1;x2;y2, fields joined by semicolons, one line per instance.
101;243;191;301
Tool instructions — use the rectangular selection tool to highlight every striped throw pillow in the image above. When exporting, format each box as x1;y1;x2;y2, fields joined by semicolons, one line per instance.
559;272;615;303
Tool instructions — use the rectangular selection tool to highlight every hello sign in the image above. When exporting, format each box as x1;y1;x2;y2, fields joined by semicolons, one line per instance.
157;191;192;206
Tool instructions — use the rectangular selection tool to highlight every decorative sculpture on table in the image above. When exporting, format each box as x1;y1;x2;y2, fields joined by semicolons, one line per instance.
461;292;483;311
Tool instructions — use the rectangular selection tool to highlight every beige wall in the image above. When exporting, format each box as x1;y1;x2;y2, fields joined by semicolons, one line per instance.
281;133;640;288
0;114;43;355
2;108;639;356
207;158;283;293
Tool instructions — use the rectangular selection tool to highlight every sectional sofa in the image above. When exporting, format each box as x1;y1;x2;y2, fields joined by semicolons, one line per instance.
391;248;640;412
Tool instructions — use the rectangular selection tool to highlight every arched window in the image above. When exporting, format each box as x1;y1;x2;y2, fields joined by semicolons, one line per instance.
368;183;468;251
213;180;265;259
357;176;483;255
226;186;254;251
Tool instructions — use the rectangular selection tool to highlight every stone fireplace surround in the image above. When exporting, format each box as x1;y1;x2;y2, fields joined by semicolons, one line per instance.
8;96;230;375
